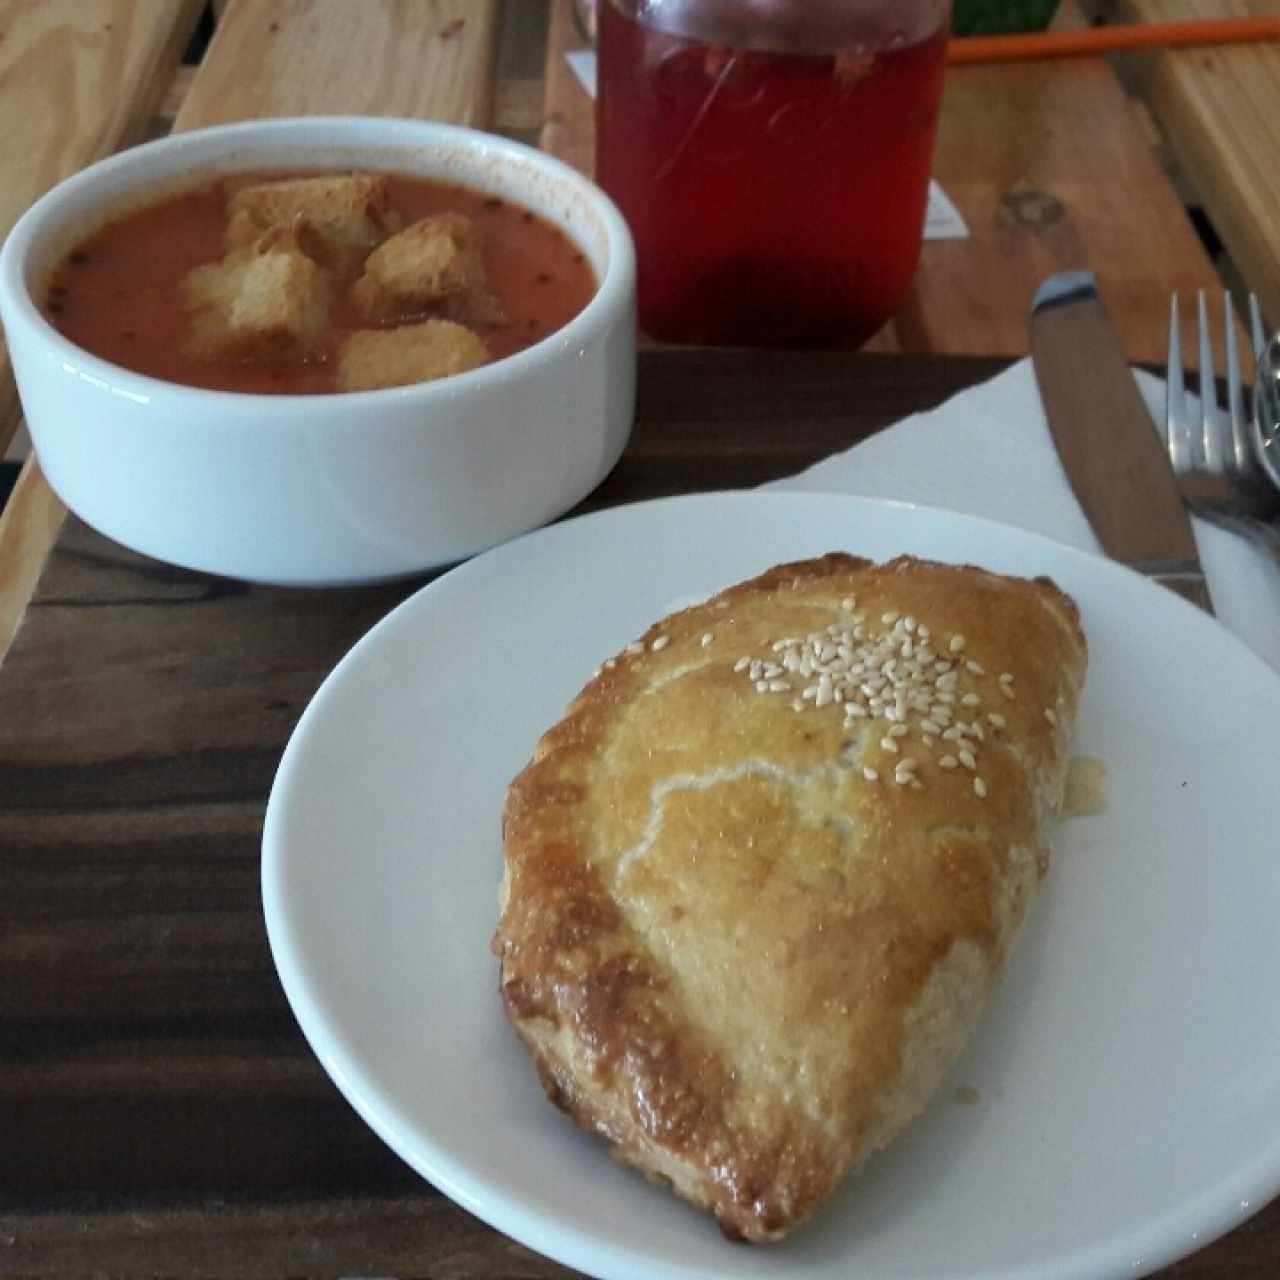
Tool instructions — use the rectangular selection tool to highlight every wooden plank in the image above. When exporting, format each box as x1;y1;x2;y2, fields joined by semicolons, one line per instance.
540;0;594;177
0;1195;581;1279
893;0;1223;361
175;0;499;128
0;456;65;670
1115;0;1280;329
913;48;1221;361
0;0;205;457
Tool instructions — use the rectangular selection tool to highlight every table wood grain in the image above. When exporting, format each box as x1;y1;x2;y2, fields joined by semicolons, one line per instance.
2;350;1278;1278
1117;0;1280;330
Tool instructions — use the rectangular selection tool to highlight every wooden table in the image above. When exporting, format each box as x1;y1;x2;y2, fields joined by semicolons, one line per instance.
1;3;1278;1275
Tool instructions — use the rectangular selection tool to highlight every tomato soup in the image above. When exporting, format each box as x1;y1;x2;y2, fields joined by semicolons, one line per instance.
43;171;598;395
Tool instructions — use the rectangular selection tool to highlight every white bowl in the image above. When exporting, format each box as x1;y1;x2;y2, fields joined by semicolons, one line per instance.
0;117;636;586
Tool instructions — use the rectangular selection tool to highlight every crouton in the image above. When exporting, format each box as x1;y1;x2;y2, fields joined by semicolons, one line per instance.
350;212;493;320
182;227;332;359
226;173;393;263
337;319;489;391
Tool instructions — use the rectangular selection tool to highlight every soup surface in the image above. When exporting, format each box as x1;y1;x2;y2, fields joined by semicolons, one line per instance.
44;171;598;394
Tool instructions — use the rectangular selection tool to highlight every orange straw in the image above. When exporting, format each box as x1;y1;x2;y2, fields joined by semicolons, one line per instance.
948;16;1280;64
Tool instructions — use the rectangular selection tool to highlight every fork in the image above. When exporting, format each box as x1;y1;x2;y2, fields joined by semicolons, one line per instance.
1164;290;1280;566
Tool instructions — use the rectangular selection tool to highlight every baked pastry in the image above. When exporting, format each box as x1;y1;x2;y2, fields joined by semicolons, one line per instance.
493;553;1087;1242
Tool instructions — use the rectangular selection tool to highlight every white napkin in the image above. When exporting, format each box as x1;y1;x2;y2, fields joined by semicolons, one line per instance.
763;357;1280;670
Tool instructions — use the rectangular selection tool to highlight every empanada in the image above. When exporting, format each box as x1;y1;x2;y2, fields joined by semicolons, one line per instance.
493;553;1087;1242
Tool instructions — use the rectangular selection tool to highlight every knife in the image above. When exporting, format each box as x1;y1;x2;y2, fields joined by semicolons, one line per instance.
1030;270;1214;614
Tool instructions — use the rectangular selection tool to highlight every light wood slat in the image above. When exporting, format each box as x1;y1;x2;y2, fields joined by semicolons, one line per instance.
156;50;544;145
174;0;499;129
0;455;66;668
540;0;594;176
897;0;1222;360
913;49;1222;361
1115;0;1280;329
0;0;205;457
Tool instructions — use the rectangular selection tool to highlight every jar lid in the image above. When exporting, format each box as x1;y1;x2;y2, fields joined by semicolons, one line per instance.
622;0;950;53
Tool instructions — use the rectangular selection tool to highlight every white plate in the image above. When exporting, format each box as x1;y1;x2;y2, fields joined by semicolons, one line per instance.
262;492;1280;1280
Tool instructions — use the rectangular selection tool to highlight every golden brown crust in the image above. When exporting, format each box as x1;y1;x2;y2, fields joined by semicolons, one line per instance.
493;553;1087;1242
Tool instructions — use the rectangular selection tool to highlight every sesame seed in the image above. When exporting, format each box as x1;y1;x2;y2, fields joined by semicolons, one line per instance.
958;749;977;770
882;611;900;625
1001;684;1016;701
591;666;601;678
768;679;790;693
844;703;867;718
961;692;980;707
974;777;988;798
863;767;879;783
922;735;935;747
701;632;714;647
904;615;918;633
940;755;958;769
880;736;899;753
988;713;1006;729
755;680;769;693
792;700;804;712
651;635;670;651
604;658;617;669
1044;708;1058;726
920;719;942;735
999;671;1014;684
888;723;909;738
950;635;966;653
841;597;856;612
734;657;750;673
966;660;986;675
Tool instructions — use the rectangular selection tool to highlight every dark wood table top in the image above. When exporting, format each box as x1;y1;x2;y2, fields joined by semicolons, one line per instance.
2;349;1277;1277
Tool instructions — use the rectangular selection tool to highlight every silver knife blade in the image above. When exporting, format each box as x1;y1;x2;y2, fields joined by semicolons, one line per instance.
1031;270;1213;613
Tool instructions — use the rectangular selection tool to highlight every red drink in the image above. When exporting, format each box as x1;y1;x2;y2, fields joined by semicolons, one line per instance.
597;1;949;348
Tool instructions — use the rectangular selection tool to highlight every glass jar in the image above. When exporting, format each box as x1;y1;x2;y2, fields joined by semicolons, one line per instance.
596;0;952;348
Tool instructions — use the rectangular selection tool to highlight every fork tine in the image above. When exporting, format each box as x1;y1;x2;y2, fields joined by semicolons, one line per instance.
1223;290;1252;476
1250;291;1266;364
1166;293;1192;473
1197;290;1225;470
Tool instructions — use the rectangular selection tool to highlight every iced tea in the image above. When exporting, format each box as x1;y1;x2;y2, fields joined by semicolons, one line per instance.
597;1;949;348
